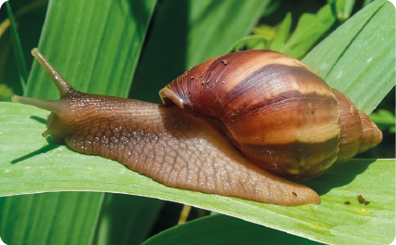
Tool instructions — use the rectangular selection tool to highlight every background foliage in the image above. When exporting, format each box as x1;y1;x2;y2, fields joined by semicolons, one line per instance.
0;0;394;244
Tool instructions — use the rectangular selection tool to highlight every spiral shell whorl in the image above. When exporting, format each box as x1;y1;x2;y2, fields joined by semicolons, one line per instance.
159;50;381;180
357;109;382;152
332;89;382;162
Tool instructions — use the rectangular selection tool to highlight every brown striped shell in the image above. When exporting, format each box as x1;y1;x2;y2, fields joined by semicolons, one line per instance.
159;50;382;180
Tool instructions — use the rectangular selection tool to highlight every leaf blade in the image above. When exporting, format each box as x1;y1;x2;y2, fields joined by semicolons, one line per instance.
26;0;157;98
0;102;394;245
142;214;320;245
303;0;395;114
1;1;158;245
5;1;28;93
0;192;104;245
280;4;336;59
270;12;292;51
1;0;394;244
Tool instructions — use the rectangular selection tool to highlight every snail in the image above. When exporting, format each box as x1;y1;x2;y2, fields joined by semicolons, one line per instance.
11;48;382;206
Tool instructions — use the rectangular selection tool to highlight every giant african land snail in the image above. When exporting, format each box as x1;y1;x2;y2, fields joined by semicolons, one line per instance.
12;48;382;206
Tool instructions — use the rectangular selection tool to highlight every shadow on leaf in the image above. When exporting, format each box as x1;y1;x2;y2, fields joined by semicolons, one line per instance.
30;115;47;125
301;159;376;196
11;127;60;164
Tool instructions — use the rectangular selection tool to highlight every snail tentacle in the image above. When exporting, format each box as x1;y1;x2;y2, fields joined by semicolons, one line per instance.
11;94;63;114
31;48;76;97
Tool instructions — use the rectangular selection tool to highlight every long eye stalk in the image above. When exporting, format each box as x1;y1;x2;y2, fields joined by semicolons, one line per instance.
11;94;62;114
11;48;78;113
31;48;76;97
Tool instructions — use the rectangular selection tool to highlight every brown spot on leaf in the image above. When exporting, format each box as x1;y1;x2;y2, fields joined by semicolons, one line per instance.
357;195;365;204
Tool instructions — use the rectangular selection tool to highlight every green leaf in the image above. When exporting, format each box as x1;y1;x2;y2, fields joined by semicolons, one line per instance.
26;0;157;99
228;35;268;52
0;84;13;101
6;1;28;93
0;103;394;244
1;0;394;244
0;0;47;101
270;12;292;51
130;0;270;103
387;126;394;133
280;4;336;59
252;25;278;40
142;214;320;245
363;0;375;7
260;0;281;18
0;192;104;245
370;109;396;133
0;0;157;245
336;0;356;21
303;0;395;114
92;195;164;245
370;109;396;125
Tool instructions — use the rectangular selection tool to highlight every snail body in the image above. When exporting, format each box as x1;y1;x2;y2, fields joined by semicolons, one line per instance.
12;49;381;206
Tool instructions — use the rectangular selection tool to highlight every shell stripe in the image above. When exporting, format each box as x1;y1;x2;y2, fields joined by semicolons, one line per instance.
216;64;340;145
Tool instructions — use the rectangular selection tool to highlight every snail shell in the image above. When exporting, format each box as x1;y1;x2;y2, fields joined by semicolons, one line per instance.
11;48;381;206
160;50;382;179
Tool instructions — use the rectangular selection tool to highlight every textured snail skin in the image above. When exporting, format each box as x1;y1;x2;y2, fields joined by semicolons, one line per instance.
11;48;322;206
12;48;381;206
160;50;382;179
